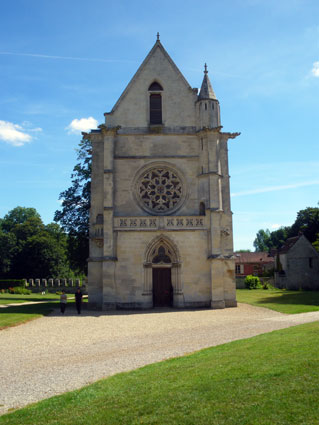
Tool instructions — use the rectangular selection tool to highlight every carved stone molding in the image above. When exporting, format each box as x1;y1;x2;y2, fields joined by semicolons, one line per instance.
98;124;121;135
221;227;230;237
93;239;103;248
114;216;206;231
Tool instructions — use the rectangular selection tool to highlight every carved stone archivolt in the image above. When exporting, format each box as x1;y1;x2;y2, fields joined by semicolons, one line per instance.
134;164;186;215
143;235;182;297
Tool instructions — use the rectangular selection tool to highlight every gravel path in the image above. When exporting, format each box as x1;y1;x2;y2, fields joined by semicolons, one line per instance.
1;303;319;415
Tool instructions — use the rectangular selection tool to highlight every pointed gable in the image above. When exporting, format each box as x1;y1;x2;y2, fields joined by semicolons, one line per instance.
105;40;198;128
279;234;319;257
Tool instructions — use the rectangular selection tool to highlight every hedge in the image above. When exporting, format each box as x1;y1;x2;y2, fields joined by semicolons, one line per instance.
0;279;26;290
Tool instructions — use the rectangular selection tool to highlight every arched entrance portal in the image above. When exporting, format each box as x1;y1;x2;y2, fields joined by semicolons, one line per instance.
143;236;183;308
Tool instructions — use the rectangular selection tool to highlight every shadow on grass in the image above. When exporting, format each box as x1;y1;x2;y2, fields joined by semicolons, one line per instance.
0;296;59;303
255;292;319;307
0;302;58;316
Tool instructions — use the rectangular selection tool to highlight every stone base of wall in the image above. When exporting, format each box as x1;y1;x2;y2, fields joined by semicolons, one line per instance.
87;299;235;310
225;299;237;307
183;301;210;309
114;302;153;310
211;300;226;309
87;302;102;310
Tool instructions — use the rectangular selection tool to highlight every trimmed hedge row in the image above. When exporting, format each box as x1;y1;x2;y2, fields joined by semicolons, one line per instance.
0;279;26;290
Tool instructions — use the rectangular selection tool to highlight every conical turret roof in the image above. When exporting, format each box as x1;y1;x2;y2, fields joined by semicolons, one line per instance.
198;64;217;100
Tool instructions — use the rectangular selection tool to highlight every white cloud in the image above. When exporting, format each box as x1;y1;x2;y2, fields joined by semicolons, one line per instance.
231;180;319;197
66;117;98;134
0;120;33;146
29;127;43;132
311;61;319;77
270;224;281;230
0;51;136;64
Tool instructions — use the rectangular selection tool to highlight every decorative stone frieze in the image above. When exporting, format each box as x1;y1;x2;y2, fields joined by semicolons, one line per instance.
114;216;207;231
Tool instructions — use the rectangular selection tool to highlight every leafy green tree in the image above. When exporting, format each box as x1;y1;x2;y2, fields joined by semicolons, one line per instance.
269;226;290;250
11;232;69;278
288;207;319;245
0;229;16;275
54;136;92;274
253;206;319;253
1;207;41;233
0;207;70;278
253;229;272;252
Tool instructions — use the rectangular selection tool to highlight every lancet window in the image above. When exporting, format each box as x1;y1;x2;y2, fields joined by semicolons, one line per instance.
149;82;163;125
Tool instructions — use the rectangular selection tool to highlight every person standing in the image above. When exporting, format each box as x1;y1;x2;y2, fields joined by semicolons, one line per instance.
75;288;83;314
60;291;67;314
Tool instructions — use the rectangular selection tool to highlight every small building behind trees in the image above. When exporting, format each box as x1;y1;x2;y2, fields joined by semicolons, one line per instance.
275;234;319;290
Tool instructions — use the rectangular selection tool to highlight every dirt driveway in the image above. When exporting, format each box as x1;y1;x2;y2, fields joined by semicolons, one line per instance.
1;303;319;415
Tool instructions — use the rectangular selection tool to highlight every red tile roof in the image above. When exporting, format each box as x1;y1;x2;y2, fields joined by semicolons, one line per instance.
234;252;274;264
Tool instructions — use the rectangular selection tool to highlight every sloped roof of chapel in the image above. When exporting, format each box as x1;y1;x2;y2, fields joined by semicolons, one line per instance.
109;39;194;114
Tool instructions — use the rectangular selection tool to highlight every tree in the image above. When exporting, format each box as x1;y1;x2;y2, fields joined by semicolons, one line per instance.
0;207;70;278
1;206;41;233
0;229;16;275
253;229;272;252
252;206;319;253
54;136;92;274
288;207;319;245
269;226;290;250
236;249;251;253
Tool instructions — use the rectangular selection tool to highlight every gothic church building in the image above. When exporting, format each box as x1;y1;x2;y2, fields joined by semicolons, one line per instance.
86;37;240;309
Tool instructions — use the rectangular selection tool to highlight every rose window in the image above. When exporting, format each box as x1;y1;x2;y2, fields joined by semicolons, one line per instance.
137;167;184;214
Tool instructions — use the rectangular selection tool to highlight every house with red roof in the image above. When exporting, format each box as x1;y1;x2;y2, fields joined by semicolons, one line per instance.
234;252;274;277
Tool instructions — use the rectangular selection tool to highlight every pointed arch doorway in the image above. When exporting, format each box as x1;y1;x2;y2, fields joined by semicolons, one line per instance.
152;268;172;307
143;236;183;308
152;246;173;307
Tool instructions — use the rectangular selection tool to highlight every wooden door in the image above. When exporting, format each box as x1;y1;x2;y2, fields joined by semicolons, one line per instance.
153;268;173;307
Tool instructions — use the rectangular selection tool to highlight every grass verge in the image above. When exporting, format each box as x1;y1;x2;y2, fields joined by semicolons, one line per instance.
236;288;319;314
0;302;58;329
0;293;61;305
1;321;319;425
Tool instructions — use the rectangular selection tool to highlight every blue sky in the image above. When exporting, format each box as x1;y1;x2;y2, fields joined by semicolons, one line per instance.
0;0;318;250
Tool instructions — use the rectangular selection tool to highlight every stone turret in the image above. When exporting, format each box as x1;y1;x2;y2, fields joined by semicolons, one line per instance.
197;64;221;129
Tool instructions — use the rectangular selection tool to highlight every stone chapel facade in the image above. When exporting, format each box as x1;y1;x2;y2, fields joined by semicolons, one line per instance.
85;37;240;310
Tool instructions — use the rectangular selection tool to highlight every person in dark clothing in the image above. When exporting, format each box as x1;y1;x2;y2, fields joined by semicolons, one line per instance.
75;288;83;314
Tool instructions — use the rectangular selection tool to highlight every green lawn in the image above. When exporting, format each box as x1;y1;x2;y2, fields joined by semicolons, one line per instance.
236;288;319;314
0;294;86;329
1;321;319;424
0;293;61;305
0;302;59;329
